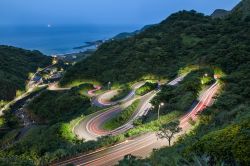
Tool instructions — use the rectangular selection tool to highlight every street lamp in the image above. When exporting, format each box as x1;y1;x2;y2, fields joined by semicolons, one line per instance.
108;81;111;90
158;102;164;120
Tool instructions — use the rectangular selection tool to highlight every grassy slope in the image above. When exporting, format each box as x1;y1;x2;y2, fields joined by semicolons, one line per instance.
0;46;51;103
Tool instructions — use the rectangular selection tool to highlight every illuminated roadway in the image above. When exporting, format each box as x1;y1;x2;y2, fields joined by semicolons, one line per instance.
53;79;219;166
88;85;102;97
87;76;186;137
92;82;144;107
74;76;185;140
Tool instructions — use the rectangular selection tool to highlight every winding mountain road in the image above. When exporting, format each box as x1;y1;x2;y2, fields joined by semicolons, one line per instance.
92;82;144;108
88;85;102;97
74;76;185;141
53;79;219;166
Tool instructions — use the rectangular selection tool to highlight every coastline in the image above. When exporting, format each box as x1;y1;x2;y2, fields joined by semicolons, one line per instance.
0;24;141;56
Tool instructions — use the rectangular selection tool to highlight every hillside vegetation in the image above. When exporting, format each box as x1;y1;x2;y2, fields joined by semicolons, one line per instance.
27;89;90;124
0;46;51;104
136;82;158;96
60;10;213;86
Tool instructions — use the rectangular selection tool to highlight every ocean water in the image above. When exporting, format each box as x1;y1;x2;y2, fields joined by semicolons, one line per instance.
0;25;139;55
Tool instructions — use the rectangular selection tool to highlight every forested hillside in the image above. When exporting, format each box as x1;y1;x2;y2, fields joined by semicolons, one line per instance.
0;46;51;104
61;11;211;86
60;0;250;165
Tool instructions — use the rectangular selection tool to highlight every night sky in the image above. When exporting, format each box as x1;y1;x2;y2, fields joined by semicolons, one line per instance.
0;0;240;27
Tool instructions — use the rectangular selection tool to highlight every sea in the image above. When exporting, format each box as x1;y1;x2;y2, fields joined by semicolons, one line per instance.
0;24;140;56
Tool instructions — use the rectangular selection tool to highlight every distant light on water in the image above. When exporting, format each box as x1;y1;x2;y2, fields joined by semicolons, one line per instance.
0;24;139;55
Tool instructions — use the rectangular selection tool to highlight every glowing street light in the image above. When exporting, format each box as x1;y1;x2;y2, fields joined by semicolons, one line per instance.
158;102;164;120
108;81;111;90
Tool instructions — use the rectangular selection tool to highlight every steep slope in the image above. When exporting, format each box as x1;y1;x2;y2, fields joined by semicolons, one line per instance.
232;0;250;18
0;46;51;103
